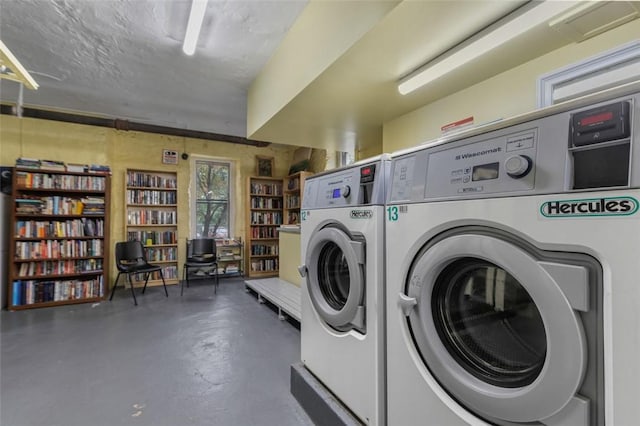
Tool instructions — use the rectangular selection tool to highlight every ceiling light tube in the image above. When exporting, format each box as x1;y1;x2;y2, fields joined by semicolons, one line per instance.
0;40;38;90
182;0;208;56
398;1;579;95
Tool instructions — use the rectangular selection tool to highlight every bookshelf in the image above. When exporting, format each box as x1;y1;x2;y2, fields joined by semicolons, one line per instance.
246;176;283;278
283;171;313;225
125;169;178;286
216;239;243;277
8;167;111;310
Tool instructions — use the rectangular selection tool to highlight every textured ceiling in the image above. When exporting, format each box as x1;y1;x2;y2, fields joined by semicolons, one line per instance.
0;0;308;137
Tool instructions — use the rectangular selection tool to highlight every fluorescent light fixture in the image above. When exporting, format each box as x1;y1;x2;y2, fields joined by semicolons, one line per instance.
182;0;208;56
398;1;580;95
0;40;38;90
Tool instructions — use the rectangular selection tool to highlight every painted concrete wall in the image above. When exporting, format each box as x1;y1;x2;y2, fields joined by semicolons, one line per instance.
0;115;299;286
383;19;640;152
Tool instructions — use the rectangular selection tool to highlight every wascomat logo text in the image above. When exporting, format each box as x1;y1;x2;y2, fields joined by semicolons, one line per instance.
351;210;373;219
455;147;501;160
540;196;639;217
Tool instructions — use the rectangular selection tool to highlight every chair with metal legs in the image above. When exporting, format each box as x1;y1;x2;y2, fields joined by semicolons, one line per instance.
182;238;219;296
109;240;168;305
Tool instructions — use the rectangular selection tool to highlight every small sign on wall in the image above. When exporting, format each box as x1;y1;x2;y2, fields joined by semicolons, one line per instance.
162;149;178;165
441;116;474;135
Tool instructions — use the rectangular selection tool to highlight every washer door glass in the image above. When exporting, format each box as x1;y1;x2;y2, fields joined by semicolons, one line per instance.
317;241;351;310
305;226;365;332
432;258;546;388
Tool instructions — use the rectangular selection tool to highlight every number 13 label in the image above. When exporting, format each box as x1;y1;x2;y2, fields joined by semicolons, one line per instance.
387;206;399;222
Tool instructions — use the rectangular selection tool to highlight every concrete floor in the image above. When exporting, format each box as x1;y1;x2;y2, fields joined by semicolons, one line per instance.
0;277;314;426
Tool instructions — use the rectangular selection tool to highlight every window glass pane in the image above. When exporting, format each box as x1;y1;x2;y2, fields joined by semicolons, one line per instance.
194;160;230;238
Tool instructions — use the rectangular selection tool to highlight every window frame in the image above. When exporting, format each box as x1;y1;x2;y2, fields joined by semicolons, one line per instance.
189;155;235;240
537;40;640;107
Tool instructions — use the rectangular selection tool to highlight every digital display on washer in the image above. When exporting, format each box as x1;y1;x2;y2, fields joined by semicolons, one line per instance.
472;162;499;181
332;188;341;198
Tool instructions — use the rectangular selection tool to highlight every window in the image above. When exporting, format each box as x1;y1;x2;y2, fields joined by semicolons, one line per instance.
537;40;640;107
191;158;232;239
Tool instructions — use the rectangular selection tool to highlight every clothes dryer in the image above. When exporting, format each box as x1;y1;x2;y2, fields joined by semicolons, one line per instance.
385;82;640;426
299;155;390;425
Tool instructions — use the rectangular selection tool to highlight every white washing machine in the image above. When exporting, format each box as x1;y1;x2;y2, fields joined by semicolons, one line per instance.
385;82;640;426
299;155;390;425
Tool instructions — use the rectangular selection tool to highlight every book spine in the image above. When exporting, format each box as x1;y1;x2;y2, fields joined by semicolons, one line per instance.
12;281;21;306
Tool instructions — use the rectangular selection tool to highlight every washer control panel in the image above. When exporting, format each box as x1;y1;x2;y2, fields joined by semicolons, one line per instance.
319;170;355;205
423;129;537;198
303;158;390;209
388;88;640;203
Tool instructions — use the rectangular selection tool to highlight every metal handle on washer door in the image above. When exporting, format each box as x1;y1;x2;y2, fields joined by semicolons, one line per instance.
298;265;307;277
398;293;417;316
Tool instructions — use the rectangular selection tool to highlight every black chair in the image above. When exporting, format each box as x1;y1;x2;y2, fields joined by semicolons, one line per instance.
182;238;219;296
109;240;168;305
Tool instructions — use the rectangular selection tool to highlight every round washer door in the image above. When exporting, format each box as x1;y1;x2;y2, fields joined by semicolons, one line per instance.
404;232;589;424
305;226;366;332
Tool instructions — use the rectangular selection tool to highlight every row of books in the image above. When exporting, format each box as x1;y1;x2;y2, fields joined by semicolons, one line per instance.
17;259;103;277
144;247;177;262
250;244;279;256
15;171;106;190
131;265;178;282
249;258;279;272
11;277;104;306
15;196;105;216
127;209;177;225
250;226;278;239
250;183;282;196
126;189;177;205
82;197;105;215
15;239;103;260
127;230;176;245
15;197;45;214
251;197;283;209
250;211;283;225
16;158;111;174
15;218;104;239
126;171;177;189
285;195;301;208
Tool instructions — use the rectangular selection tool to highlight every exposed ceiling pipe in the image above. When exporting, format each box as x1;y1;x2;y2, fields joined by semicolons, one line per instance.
17;83;23;118
0;105;271;148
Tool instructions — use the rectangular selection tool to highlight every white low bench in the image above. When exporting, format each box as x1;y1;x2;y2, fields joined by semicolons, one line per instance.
244;278;301;322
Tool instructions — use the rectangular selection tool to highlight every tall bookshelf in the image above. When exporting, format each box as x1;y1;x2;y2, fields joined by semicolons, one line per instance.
283;171;313;225
246;176;283;278
125;169;178;286
8;167;110;310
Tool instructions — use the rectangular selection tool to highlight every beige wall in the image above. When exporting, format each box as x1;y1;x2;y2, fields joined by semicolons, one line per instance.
0;115;300;285
247;0;399;138
278;230;302;287
383;19;640;152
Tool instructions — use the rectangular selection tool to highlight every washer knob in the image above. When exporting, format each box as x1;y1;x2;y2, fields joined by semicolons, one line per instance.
505;155;532;178
341;185;351;198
